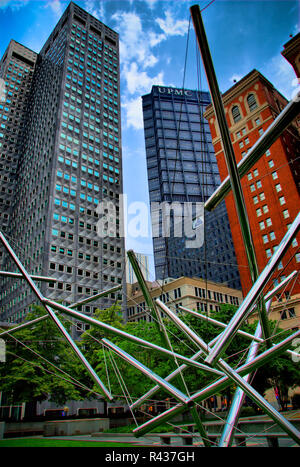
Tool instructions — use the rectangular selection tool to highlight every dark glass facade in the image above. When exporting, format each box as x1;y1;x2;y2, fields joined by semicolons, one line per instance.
0;2;126;331
142;86;241;290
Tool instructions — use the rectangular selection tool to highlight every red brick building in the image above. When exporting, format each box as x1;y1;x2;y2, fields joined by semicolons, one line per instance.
281;32;300;79
204;69;300;300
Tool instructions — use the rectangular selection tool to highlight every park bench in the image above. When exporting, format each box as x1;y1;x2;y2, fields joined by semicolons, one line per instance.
157;431;292;447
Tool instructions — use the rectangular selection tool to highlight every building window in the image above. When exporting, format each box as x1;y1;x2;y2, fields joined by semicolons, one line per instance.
279;196;286;205
262;205;269;214
253;196;258;204
269;231;276;241
253;168;259;177
266;217;272;227
272;171;278;180
262;204;268;214
259;192;265;201
275;183;282;192
246;94;257;111
262;234;269;244
283;209;289;219
232;105;241;123
268;159;274;168
259;221;265;230
266;248;272;258
256;208;262;217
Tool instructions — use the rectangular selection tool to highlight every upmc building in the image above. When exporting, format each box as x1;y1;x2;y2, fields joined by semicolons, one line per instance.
142;85;241;290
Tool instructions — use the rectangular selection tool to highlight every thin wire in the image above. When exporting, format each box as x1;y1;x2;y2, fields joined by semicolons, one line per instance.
107;347;139;427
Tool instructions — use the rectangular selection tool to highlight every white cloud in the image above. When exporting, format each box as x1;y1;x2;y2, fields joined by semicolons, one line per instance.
124;61;164;96
264;54;298;101
45;0;64;18
148;31;166;47
156;10;189;37
0;0;29;9
84;0;105;23
122;96;144;130
144;0;159;9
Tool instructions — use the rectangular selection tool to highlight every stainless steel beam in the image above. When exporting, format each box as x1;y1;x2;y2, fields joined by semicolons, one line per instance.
190;4;271;345
70;285;122;309
218;299;271;447
102;338;191;404
179;305;300;361
133;328;299;437
205;211;300;366
0;271;57;282
0;231;113;401
205;92;300;212
43;297;223;376
156;300;300;445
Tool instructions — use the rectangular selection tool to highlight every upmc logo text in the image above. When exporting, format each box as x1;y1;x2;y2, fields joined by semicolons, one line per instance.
157;87;194;97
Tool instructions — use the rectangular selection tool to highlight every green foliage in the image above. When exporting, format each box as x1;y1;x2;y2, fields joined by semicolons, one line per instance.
0;305;84;405
0;301;298;412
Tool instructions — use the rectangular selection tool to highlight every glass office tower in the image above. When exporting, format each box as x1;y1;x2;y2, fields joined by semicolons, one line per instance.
142;86;241;290
0;2;125;330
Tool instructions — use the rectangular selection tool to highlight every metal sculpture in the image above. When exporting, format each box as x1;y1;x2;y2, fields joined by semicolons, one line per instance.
0;4;299;448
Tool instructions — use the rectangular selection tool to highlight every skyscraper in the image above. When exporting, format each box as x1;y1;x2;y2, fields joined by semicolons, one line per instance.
126;251;150;284
142;85;241;290
0;2;125;329
204;69;300;297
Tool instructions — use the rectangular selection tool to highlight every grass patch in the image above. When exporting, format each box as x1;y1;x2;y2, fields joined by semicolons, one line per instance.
0;438;135;448
104;424;173;434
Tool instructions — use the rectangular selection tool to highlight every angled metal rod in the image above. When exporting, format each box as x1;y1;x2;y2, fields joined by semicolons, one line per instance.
205;91;300;211
0;271;57;282
70;285;122;309
205;211;300;366
130;334;222;411
0;284;123;337
102;338;191;405
43;297;224;376
155;300;300;445
0;314;49;337
133;329;300;437
179;305;300;361
218;299;271;447
127;249;210;443
0;231;113;401
190;4;271;346
131;269;299;412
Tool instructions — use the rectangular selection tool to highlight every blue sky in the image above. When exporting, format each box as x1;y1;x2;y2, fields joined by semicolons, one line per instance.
0;0;299;279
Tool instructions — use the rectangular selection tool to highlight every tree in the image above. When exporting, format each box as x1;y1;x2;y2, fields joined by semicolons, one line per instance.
0;305;85;411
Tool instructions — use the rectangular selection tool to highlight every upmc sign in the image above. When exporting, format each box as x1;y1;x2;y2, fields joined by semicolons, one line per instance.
155;86;196;98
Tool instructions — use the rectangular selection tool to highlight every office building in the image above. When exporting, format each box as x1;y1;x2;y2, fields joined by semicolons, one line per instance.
142;85;241;290
0;2;125;329
126;276;242;323
204;69;300;299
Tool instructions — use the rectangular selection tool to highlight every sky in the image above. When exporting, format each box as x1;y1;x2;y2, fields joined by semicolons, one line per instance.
0;0;299;280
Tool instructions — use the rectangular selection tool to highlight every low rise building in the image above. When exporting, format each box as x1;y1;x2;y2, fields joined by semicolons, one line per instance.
126;276;243;322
